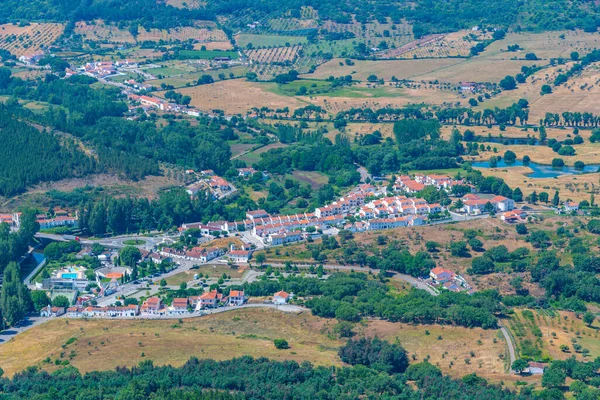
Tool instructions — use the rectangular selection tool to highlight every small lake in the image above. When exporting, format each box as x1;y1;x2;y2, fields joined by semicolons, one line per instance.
480;137;540;146
471;159;600;178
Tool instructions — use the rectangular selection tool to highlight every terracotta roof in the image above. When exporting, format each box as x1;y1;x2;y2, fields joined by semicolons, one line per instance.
274;290;290;299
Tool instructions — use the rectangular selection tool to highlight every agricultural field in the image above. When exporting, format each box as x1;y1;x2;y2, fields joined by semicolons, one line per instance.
397;31;490;59
507;309;600;362
307;58;464;81
245;45;302;63
75;20;228;44
236;34;307;49
168;79;305;115
0;23;64;56
148;66;248;88
267;17;318;33
238;142;289;165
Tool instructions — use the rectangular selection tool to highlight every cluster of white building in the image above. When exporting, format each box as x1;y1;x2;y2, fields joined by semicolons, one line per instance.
178;182;449;247
460;194;515;214
393;174;474;194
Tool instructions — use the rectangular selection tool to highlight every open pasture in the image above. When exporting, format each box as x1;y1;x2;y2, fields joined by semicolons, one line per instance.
486;29;600;60
0;23;64;56
75;20;228;44
236;34;307;49
168;79;304;115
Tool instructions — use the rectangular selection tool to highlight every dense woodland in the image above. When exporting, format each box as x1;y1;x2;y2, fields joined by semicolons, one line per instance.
0;355;538;399
2;0;600;37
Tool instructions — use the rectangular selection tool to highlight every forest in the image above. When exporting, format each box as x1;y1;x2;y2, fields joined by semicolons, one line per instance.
0;69;237;193
0;106;96;196
227;273;501;329
2;0;600;37
0;353;538;399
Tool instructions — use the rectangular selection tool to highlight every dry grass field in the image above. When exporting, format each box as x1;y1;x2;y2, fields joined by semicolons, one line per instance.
441;125;576;141
0;309;342;377
307;58;463;81
359;320;508;380
486;30;600;60
0;23;64;56
473;166;600;202
0;308;513;383
169;79;305;114
75;20;227;44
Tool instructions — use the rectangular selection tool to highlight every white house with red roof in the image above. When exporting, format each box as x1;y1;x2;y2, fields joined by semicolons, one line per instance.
563;201;579;212
197;290;223;309
273;291;291;305
141;297;163;315
228;249;252;263
429;267;455;283
228;290;246;306
167;298;189;315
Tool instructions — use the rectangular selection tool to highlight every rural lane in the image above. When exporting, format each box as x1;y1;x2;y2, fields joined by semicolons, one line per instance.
499;322;517;372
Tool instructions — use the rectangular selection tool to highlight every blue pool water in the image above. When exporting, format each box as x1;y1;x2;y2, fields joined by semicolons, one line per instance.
61;273;78;279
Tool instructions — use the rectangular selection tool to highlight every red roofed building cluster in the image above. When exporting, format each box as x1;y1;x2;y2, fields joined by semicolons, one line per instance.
461;194;515;214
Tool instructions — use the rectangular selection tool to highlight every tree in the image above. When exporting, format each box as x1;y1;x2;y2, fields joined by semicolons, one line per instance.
30;290;50;312
469;256;495;275
542;366;566;389
0;262;31;326
583;311;595;326
539;192;549;203
160;279;167;287
52;295;70;308
504;150;516;162
553;190;560;207
512;188;523;202
425;241;439;252
120;246;141;268
499;75;517;90
512;358;529;374
516;224;528;235
273;339;289;349
255;253;266;266
449;241;469;257
339;337;409;373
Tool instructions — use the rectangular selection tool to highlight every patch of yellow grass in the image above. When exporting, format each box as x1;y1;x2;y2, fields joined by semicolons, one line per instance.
0;308;341;377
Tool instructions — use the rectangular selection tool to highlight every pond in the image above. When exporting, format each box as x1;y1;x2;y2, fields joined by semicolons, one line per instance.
480;136;540;146
471;159;600;178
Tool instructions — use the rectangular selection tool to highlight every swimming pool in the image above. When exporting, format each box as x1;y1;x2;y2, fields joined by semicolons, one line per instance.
61;273;78;279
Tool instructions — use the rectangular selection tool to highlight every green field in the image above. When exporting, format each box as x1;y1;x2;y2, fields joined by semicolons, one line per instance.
122;239;146;245
237;34;307;49
178;50;239;60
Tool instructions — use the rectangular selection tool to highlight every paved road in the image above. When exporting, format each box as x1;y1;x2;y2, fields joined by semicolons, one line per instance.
0;315;49;344
499;322;517;372
356;166;371;183
0;304;305;345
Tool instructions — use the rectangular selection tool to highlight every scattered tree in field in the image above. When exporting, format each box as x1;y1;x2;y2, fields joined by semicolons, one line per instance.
583;311;595;326
273;339;289;349
512;359;529;374
499;75;517;90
